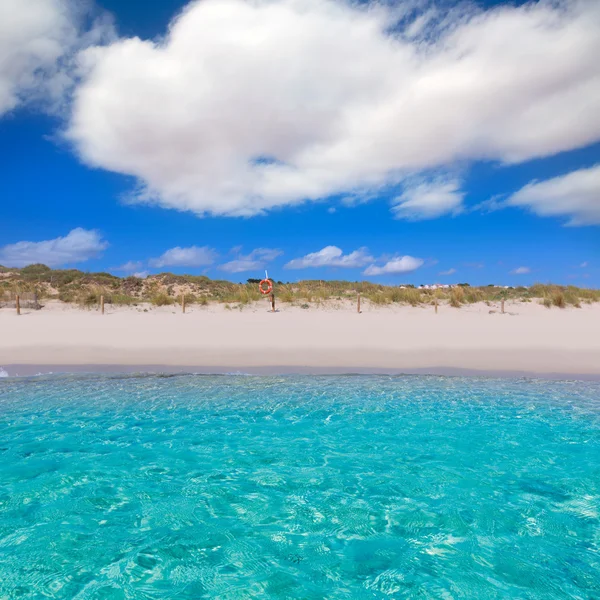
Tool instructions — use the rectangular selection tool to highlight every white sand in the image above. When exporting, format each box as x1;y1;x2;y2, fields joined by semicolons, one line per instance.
1;299;600;377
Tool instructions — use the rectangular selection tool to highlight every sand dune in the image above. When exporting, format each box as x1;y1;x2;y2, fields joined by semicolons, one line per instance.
1;299;599;378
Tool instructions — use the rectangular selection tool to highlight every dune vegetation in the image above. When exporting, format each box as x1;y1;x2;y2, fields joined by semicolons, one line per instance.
0;263;598;309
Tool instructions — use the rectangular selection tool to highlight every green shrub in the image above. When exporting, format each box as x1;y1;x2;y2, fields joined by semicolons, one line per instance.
109;294;137;306
151;293;174;306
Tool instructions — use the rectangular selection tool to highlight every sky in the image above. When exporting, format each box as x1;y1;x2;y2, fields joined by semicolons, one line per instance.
0;0;599;286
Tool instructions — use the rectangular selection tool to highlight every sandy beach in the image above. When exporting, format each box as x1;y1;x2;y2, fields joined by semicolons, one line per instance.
1;299;599;378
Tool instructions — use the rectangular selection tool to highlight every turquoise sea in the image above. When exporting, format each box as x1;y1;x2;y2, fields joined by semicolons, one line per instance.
0;374;599;599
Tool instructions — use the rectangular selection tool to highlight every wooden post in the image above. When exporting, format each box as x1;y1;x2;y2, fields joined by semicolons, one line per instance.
357;293;361;313
100;295;104;315
16;294;20;316
270;293;275;313
435;298;438;314
501;299;505;314
182;294;186;314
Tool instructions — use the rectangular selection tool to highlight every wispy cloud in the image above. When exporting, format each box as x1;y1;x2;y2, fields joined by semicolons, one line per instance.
472;195;506;214
285;246;373;269
149;246;217;269
0;228;108;268
219;248;282;273
439;268;456;276
392;178;464;221
506;164;600;226
114;260;144;274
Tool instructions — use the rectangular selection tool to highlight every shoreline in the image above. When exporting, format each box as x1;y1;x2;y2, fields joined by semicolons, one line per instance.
2;300;600;380
3;363;600;381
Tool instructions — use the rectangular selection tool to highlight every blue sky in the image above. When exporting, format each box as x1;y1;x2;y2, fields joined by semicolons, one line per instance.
0;0;599;286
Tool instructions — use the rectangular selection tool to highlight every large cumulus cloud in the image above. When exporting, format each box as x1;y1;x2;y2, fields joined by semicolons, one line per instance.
65;0;600;217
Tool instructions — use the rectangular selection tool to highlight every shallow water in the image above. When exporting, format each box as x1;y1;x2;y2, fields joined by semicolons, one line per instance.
0;374;599;598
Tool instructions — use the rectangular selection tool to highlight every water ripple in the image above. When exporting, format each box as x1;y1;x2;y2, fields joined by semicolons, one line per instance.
0;374;599;598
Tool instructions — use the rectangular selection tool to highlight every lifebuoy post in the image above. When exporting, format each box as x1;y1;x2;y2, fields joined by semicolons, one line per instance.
259;279;273;295
259;273;275;311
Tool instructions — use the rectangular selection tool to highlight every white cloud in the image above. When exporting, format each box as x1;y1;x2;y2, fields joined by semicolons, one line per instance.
580;261;589;268
149;246;217;269
132;270;149;279
67;0;600;217
439;268;456;276
392;178;464;220
0;0;114;116
472;195;505;214
0;228;107;267
511;266;530;275
364;256;424;276
219;248;282;273
506;164;600;226
285;246;374;269
115;260;143;273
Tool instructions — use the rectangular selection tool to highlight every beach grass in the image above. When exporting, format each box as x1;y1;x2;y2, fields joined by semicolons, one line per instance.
1;264;598;309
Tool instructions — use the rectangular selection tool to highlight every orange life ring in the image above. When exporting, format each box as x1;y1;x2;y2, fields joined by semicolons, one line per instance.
259;279;273;295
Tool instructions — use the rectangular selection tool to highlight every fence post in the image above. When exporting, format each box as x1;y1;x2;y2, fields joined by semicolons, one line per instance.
101;295;104;315
501;299;505;314
270;293;275;313
16;294;20;316
357;293;361;313
435;298;438;314
182;294;186;314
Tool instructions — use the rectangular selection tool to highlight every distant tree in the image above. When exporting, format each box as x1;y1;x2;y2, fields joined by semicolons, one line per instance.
247;278;260;284
457;283;471;287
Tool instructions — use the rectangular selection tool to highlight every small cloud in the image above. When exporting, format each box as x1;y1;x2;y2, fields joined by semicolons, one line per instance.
439;268;456;276
115;260;144;274
0;228;108;268
149;246;217;269
285;246;374;269
464;262;484;269
511;266;530;275
327;207;337;214
391;178;464;221
472;195;506;214
580;261;589;268
364;256;424;276
219;248;282;273
132;271;149;279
